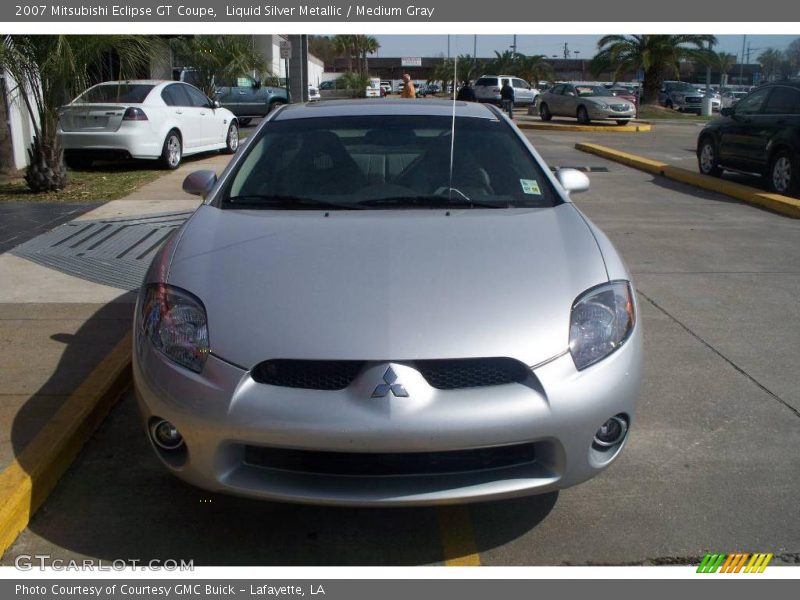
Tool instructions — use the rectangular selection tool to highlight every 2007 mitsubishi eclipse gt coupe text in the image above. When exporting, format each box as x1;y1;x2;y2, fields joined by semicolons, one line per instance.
133;99;643;506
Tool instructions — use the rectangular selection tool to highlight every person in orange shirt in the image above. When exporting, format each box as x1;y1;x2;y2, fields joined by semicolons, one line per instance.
400;73;416;99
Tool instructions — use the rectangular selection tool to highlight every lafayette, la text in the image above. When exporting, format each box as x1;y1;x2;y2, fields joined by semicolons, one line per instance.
227;4;436;18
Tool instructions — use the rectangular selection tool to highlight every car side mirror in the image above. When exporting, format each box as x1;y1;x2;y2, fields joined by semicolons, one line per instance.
212;99;221;109
566;91;575;97
720;106;733;117
182;170;217;198
556;168;590;195
252;80;261;89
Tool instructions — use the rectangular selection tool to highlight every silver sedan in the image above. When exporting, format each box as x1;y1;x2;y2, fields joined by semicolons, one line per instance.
537;83;636;125
133;100;643;506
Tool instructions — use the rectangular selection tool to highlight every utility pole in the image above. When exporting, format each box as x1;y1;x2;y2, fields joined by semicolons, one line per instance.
563;42;570;60
739;34;746;84
447;35;450;60
511;35;517;57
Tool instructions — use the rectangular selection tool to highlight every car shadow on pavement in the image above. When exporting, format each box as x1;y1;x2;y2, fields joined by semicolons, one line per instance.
10;301;557;566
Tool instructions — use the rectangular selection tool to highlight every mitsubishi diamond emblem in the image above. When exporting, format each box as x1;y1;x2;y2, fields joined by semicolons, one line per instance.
371;366;409;398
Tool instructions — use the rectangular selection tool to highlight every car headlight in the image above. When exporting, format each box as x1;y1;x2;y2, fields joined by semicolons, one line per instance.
593;102;609;109
141;283;210;373
569;281;635;370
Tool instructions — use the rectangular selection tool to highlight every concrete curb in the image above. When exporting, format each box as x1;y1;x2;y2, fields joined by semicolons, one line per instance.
575;142;800;219
0;331;132;557
517;121;652;133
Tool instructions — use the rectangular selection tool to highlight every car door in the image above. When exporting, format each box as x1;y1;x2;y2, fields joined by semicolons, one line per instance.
161;83;202;150
183;84;221;147
512;78;531;104
559;84;578;117
760;86;800;167
543;84;563;114
717;86;772;170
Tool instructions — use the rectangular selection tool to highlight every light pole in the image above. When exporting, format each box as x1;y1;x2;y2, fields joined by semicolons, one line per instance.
574;50;581;80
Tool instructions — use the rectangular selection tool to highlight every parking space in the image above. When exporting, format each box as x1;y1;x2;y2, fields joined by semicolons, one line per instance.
2;121;800;566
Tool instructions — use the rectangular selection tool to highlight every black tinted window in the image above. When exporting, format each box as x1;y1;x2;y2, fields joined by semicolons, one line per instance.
183;84;210;108
161;85;183;107
75;84;154;104
736;87;771;115
475;78;497;87
223;115;560;210
763;87;800;115
550;85;564;95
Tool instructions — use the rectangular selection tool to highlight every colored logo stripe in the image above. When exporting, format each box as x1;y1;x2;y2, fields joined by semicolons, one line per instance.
697;552;772;573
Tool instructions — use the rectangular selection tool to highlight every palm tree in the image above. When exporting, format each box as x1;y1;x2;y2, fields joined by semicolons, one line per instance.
357;36;380;75
515;54;555;87
332;35;355;72
712;52;737;85
452;54;484;86
172;36;267;98
758;48;784;82
486;50;517;75
0;35;161;192
590;34;717;104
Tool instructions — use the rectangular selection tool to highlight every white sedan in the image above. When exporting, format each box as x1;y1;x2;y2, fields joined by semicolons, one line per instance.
58;80;240;169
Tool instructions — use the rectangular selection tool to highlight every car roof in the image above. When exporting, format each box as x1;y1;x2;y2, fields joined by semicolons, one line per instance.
273;99;500;120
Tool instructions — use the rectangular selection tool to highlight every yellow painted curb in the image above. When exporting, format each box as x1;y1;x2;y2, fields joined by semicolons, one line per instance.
575;142;800;219
517;120;651;133
0;331;132;557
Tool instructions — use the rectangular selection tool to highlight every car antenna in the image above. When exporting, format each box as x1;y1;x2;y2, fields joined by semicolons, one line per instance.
448;52;457;202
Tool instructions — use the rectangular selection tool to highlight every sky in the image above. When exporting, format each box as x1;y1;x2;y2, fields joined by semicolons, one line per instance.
369;35;799;62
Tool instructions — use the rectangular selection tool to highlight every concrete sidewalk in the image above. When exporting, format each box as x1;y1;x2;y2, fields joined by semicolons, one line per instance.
0;152;231;555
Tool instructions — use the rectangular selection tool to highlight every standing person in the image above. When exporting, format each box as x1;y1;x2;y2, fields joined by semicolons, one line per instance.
500;79;515;119
400;73;416;99
456;81;476;102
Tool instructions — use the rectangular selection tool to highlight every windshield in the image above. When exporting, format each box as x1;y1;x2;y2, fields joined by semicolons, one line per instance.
220;114;560;210
74;83;154;104
669;82;697;93
575;86;613;97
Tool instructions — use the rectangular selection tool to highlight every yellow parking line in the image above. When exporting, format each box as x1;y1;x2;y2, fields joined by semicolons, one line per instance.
0;331;132;558
575;142;800;219
438;505;481;566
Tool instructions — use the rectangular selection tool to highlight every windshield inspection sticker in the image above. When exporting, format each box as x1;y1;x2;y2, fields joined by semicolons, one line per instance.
520;179;541;195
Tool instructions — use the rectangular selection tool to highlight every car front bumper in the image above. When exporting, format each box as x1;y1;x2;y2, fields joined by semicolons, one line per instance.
133;318;643;506
587;106;636;120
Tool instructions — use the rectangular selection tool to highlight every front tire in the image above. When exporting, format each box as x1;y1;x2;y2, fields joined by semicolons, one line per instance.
539;103;552;121
160;131;182;170
577;106;590;125
698;137;722;177
224;121;239;154
769;149;797;196
238;118;252;127
616;120;629;126
268;100;286;113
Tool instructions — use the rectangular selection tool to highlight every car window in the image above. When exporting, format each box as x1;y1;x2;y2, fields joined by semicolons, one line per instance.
549;84;564;95
183;84;211;108
74;84;155;104
762;87;800;115
221;115;561;210
475;78;497;87
235;77;255;88
735;87;771;115
575;85;613;97
161;84;184;107
513;79;528;89
562;86;575;96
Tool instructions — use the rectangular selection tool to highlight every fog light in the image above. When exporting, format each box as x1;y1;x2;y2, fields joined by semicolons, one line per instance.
150;419;184;450
594;415;628;448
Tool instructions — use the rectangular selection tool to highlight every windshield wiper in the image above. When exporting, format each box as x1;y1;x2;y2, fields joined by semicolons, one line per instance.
357;195;508;209
225;195;363;210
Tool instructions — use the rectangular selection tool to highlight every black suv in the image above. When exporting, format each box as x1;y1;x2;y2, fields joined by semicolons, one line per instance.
697;81;800;196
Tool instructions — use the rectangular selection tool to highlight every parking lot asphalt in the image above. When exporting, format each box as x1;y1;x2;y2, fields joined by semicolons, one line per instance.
3;121;800;566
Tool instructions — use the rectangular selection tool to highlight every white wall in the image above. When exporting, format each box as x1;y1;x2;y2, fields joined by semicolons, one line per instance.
2;71;38;170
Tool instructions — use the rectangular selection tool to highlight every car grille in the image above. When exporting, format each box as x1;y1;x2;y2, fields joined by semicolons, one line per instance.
609;104;630;112
243;442;537;476
251;360;363;390
685;96;702;104
251;358;529;391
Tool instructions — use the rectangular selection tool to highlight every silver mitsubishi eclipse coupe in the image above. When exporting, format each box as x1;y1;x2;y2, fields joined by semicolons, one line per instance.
133;99;643;506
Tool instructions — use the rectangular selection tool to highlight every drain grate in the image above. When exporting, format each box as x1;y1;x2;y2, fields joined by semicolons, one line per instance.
11;211;193;290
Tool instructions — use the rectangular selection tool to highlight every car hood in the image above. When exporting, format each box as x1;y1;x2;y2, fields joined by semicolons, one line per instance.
166;203;608;369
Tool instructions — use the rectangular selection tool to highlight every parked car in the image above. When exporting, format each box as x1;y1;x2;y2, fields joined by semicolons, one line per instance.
659;81;718;112
474;75;538;106
720;90;748;108
59;80;239;170
307;85;321;102
134;99;642;506
214;75;289;126
380;81;392;95
537;83;635;125
608;86;638;106
696;81;800;196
